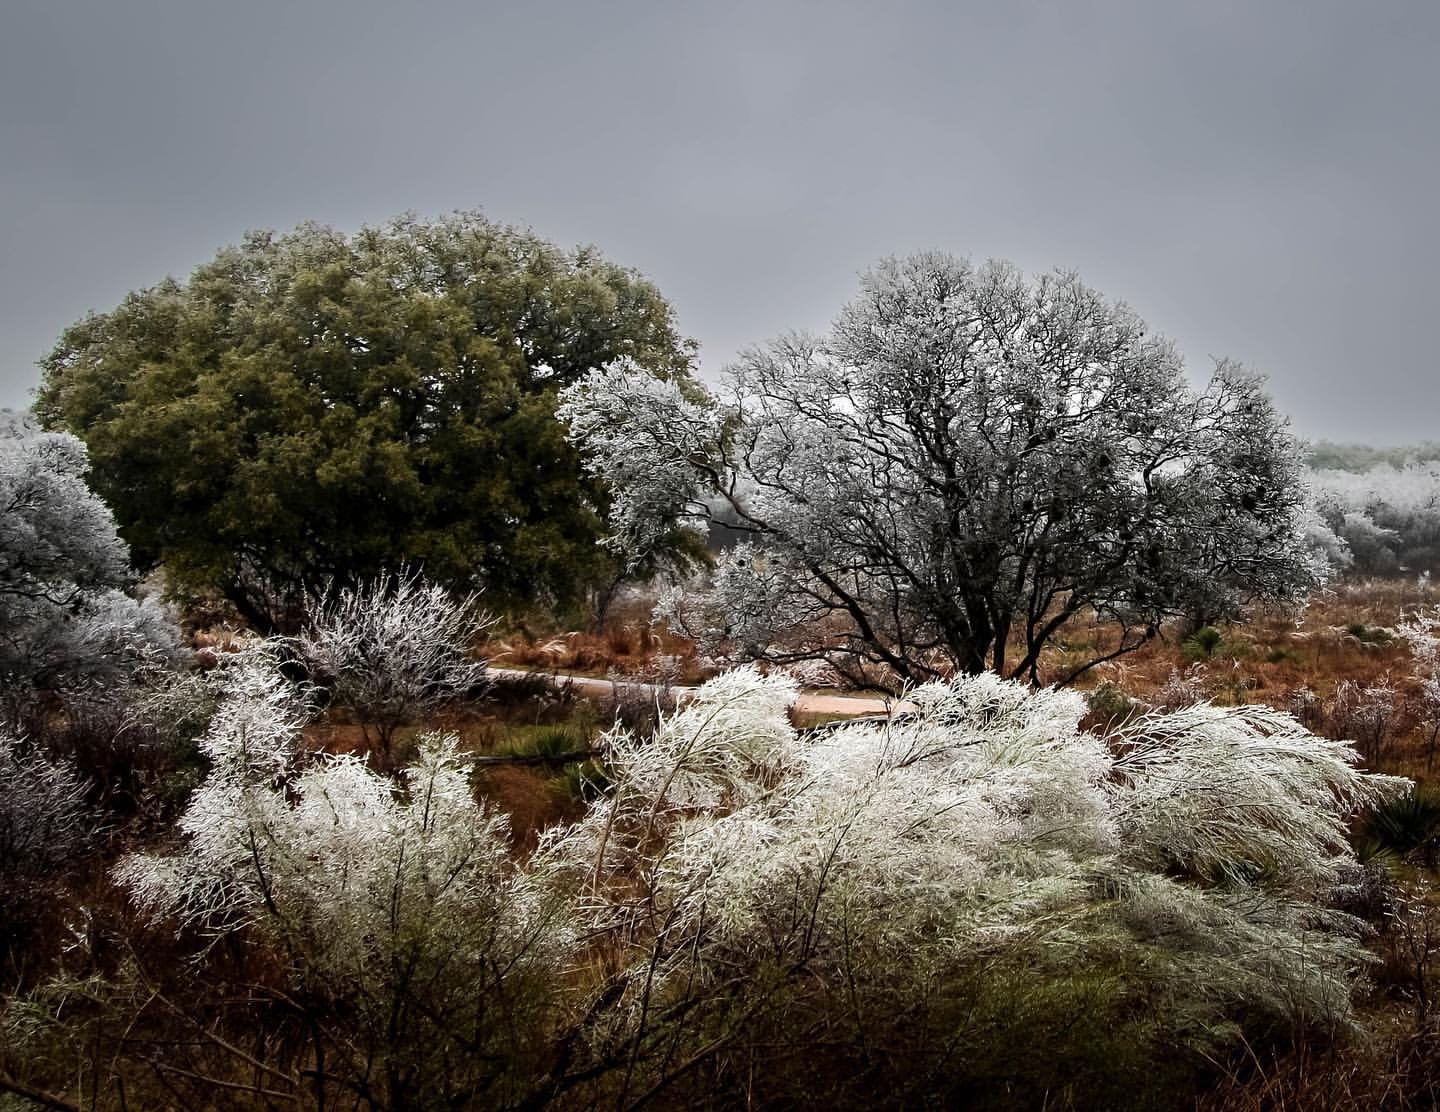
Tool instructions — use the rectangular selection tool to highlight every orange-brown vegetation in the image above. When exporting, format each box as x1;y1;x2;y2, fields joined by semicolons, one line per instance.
479;577;1440;786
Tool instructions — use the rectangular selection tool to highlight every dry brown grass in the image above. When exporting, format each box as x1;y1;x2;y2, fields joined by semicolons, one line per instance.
1045;577;1440;784
478;621;710;684
478;577;1440;782
1195;1014;1440;1111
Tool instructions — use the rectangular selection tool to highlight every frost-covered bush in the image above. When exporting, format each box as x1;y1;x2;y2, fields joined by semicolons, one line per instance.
0;732;97;964
113;655;1406;1107
1328;679;1403;766
1395;604;1440;771
563;255;1319;689
540;668;1406;1107
0;733;93;884
117;643;572;1107
0;412;178;713
293;570;491;765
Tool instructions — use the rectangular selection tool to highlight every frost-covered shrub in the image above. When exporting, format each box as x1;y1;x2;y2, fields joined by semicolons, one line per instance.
0;733;97;963
1153;664;1212;710
113;657;1407;1107
0;733;93;883
117;643;572;1107
540;668;1405;1107
0;413;179;714
293;570;491;765
1328;679;1403;766
1394;603;1440;771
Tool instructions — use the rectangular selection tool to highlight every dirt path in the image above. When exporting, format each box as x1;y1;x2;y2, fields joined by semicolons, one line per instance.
486;667;914;717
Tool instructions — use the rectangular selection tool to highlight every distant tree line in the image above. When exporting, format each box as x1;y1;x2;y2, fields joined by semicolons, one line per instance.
1308;456;1440;578
1307;440;1440;474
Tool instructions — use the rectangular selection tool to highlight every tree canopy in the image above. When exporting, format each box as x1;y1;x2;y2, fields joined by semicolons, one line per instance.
36;212;699;628
562;252;1320;687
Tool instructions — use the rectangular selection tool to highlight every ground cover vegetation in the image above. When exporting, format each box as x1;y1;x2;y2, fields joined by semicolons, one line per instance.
2;633;1414;1109
9;225;1440;1107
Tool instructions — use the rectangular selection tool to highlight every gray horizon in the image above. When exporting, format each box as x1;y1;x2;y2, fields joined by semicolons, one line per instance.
3;0;1437;444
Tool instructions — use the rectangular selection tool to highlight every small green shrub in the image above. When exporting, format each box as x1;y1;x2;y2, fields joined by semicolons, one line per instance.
1087;681;1141;726
1182;626;1225;660
490;723;592;761
1345;621;1395;645
555;756;612;802
1357;789;1440;867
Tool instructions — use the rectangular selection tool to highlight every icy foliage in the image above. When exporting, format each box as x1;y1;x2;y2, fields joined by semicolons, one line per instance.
0;732;94;881
555;362;721;565
0;412;178;707
1297;491;1353;572
1309;462;1440;575
116;657;1406;1103
1110;702;1404;888
118;643;570;995
1396;604;1440;766
292;570;491;760
563;255;1318;688
539;668;1404;1064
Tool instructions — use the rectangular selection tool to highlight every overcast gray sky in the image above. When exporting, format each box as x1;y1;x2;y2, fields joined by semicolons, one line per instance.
3;0;1437;442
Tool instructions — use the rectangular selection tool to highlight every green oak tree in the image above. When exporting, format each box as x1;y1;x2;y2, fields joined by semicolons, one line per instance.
37;212;700;628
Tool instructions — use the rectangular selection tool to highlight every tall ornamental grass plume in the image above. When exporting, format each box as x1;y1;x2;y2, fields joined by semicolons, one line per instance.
538;669;1410;1109
107;657;1409;1109
116;643;573;1108
293;569;492;766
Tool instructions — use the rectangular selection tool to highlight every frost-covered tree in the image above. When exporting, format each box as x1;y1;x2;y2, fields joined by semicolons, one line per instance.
561;253;1318;688
293;570;492;767
0;412;177;712
532;667;1403;1107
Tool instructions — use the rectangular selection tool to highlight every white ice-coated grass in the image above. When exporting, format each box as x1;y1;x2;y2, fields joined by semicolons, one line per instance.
539;667;1408;1046
1110;701;1408;890
123;654;1410;1072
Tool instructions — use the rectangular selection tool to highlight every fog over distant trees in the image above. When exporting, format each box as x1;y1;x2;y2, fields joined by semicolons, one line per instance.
1307;457;1440;578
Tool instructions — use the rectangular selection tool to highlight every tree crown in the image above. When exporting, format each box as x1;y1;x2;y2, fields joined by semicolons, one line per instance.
562;252;1318;687
38;212;699;627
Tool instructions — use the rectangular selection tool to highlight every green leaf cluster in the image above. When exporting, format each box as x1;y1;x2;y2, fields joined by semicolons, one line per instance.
36;212;698;626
